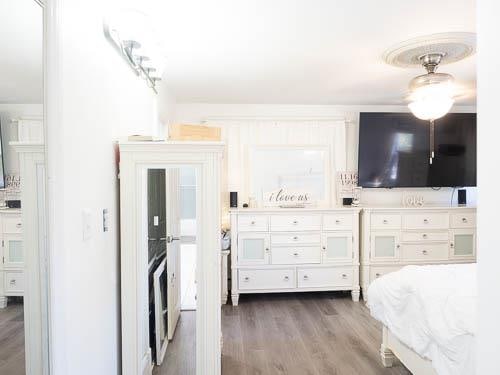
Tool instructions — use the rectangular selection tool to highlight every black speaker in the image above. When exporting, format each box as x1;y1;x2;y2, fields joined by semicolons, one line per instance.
458;189;467;206
342;197;353;206
230;192;238;208
6;200;21;209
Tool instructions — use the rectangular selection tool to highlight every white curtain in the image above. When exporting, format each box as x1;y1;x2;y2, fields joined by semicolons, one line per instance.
206;118;347;220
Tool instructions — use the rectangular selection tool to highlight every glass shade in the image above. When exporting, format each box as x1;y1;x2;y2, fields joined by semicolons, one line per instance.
408;73;455;121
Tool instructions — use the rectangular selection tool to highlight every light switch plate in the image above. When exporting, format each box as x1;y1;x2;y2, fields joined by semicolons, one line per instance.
82;209;93;240
103;209;109;232
154;216;159;226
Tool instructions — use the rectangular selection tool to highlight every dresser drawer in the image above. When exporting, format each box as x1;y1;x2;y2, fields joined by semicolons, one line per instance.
369;266;402;283
271;246;321;265
238;269;295;290
271;233;321;246
297;267;353;288
403;213;449;230
401;231;449;242
270;215;321;232
237;215;269;232
2;216;23;234
450;212;476;228
4;271;24;294
401;243;449;261
323;213;353;231
371;213;401;230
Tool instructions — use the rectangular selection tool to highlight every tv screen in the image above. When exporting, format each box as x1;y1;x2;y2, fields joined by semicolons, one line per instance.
358;112;476;188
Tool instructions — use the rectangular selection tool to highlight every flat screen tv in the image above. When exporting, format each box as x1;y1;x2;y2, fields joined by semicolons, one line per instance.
358;112;476;188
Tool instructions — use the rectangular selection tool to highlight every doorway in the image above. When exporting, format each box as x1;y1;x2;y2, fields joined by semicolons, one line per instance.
147;166;198;374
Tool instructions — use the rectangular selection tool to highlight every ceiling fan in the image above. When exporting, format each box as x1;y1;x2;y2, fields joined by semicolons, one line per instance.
383;32;476;163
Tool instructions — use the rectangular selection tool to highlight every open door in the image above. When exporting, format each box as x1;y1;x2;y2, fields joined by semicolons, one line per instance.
166;169;181;340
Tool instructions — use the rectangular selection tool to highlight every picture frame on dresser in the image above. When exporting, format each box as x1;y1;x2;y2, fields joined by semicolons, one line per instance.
360;206;477;300
230;207;361;306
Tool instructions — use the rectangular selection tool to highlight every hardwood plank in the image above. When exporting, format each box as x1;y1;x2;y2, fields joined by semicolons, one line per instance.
0;299;25;375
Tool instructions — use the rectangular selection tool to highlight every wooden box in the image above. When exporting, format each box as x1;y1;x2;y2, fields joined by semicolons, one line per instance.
169;124;221;141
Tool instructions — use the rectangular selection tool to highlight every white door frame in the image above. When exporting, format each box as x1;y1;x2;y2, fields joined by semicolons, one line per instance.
119;141;224;375
12;143;50;375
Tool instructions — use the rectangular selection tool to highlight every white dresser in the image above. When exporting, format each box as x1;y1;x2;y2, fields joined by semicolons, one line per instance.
0;209;23;308
360;206;476;299
230;208;361;305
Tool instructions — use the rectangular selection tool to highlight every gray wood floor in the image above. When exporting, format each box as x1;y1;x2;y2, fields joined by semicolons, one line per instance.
155;292;411;375
0;298;25;375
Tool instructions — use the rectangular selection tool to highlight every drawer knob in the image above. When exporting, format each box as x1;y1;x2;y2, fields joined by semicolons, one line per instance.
293;252;299;257
16;223;22;228
265;247;270;252
10;279;16;285
292;220;299;225
322;246;326;250
450;243;454;248
422;234;428;239
375;273;381;278
383;219;388;224
423;219;429;224
422;250;428;255
250;221;256;225
335;219;341;224
283;276;289;281
244;277;250;282
462;217;468;223
303;275;309;280
341;274;347;279
293;236;299;241
396;244;400;249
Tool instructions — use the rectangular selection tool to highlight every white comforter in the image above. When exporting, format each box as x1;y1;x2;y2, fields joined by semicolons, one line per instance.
367;263;476;375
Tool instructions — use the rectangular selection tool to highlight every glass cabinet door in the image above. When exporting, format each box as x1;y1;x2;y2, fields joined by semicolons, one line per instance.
322;232;352;263
237;233;270;265
370;231;400;261
450;229;476;258
4;235;24;268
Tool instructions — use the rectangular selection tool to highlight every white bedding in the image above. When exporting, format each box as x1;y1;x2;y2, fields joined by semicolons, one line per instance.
367;263;476;375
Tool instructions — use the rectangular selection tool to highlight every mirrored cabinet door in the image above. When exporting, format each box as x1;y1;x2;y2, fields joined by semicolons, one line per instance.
450;229;476;258
3;235;24;268
322;232;352;263
237;233;270;265
370;231;400;261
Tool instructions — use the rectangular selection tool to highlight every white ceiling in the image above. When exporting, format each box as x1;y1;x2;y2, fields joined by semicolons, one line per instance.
0;0;43;104
149;0;476;105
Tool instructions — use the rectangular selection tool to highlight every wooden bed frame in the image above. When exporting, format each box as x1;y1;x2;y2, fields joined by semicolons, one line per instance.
380;326;438;375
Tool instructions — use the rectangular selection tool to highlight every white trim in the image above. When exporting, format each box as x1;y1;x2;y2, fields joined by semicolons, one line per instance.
202;116;347;123
12;143;50;375
119;141;223;375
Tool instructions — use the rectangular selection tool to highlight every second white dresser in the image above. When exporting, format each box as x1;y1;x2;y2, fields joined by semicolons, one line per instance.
230;208;361;305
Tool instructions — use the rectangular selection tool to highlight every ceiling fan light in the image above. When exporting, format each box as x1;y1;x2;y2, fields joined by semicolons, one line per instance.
408;94;454;120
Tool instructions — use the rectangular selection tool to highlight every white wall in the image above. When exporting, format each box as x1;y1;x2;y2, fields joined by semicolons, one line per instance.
0;103;43;175
477;1;500;373
47;1;170;374
174;103;477;207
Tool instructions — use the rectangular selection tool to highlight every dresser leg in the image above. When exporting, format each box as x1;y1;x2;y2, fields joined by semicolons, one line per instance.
351;288;360;302
0;296;7;309
380;343;396;367
231;293;239;306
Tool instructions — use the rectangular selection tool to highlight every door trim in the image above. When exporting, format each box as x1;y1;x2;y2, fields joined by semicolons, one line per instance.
119;142;224;375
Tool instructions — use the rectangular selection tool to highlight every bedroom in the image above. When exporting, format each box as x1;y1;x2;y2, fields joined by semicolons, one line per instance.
1;1;499;375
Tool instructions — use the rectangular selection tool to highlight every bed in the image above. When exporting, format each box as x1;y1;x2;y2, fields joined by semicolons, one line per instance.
366;263;476;375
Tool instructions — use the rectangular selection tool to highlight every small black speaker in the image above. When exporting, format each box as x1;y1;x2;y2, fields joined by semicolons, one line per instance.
342;197;353;206
6;200;21;209
458;189;467;206
230;192;238;208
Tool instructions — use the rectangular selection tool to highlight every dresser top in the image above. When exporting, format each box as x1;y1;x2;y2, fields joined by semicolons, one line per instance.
229;207;361;213
0;208;21;214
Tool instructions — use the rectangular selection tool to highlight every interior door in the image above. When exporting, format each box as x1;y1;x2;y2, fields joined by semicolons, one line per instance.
166;169;181;340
